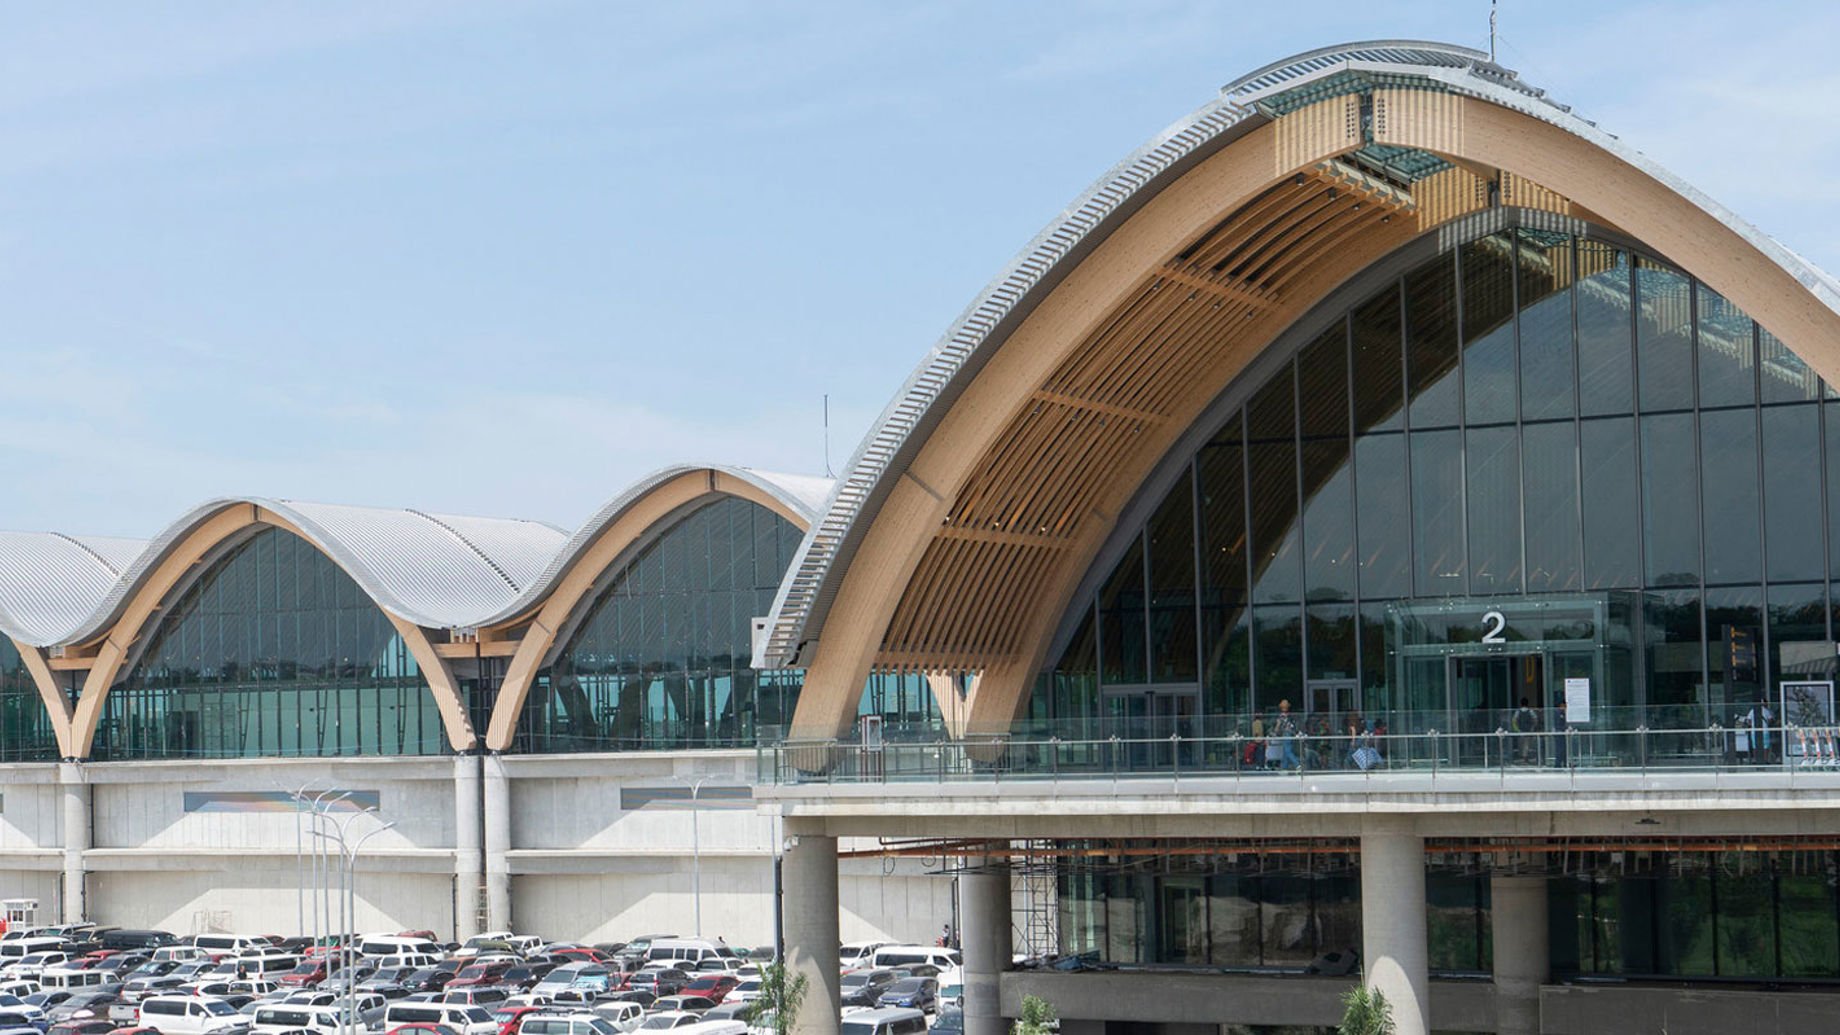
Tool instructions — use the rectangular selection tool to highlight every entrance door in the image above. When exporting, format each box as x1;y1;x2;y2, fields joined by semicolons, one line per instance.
1306;680;1360;730
1103;687;1200;769
1449;654;1543;763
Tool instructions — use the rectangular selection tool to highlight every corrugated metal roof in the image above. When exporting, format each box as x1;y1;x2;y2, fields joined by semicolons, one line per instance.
472;463;834;629
0;532;149;646
0;465;831;649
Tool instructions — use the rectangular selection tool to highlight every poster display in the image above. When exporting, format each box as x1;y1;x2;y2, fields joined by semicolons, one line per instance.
1563;677;1591;724
1781;680;1835;766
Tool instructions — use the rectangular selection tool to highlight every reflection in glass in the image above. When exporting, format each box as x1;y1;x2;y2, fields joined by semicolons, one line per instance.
1518;230;1576;421
1462;234;1518;425
1766;583;1827;705
1100;537;1147;685
1302;440;1355;601
1355;434;1410;599
1700;408;1762;584
0;639;58;762
1763;405;1823;582
1297;323;1349;440
1636;258;1695;411
101;527;440;760
1466;425;1522;594
1697;287;1757;409
1351;286;1404;433
1705;585;1764;721
522;496;812;752
1642;413;1702;586
1406;252;1461;428
1644;589;1703;724
1146;472;1197;683
1524;421;1582;592
1577;243;1634;416
1761;327;1821;403
1411;430;1466;595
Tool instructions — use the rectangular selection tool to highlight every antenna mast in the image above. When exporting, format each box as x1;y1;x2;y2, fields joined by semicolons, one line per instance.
823;394;833;478
1489;0;1498;63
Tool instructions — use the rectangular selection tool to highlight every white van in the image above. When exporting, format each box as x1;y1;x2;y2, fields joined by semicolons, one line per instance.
517;1014;623;1035
151;946;204;964
137;995;247;1035
0;939;61;961
191;935;266;957
645;940;736;968
838;942;889;970
380;1001;498;1035
838;1009;927;1035
230;952;301;976
371;952;441;971
867;946;961;971
38;968;117;992
251;1004;340;1035
358;935;442;959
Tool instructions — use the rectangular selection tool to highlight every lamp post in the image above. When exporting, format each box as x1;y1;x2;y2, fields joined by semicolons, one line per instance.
691;775;706;939
312;807;393;1035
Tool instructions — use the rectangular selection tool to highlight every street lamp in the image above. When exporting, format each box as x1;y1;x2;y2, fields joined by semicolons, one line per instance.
312;807;395;1035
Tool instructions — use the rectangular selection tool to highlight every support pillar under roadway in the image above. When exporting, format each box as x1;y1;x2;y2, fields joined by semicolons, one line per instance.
58;763;89;924
483;754;512;933
784;832;839;1035
961;863;1013;1035
453;754;483;940
1361;826;1428;1035
1492;873;1550;1035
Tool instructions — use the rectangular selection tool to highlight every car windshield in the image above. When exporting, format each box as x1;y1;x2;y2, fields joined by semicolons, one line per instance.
839;974;870;988
887;979;925;994
636;1018;679;1031
203;1002;236;1016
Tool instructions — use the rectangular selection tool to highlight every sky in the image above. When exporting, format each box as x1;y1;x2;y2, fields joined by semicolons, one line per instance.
2;0;1837;537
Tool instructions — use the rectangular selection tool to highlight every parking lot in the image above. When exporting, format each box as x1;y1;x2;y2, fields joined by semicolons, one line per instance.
0;927;964;1035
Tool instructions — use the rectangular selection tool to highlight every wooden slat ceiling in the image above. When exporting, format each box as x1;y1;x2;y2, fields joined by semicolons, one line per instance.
875;158;1582;674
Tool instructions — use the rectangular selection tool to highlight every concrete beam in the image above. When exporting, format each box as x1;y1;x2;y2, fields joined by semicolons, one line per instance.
997;971;1494;1031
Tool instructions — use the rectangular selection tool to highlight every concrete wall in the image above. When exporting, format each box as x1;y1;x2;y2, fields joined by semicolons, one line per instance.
1540;984;1840;1035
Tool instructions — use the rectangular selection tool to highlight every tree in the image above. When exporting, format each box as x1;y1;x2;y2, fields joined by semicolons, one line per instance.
1338;984;1393;1035
1012;994;1056;1035
744;962;807;1035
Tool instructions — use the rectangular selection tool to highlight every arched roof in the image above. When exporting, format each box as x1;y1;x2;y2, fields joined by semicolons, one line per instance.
474;463;831;630
0;532;147;646
480;463;831;750
56;497;570;648
759;40;1840;739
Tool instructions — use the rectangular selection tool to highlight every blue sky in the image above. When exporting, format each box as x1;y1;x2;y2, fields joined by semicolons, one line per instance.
3;1;1836;535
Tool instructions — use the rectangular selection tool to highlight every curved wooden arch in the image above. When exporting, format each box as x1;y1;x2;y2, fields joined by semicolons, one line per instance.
481;469;812;751
8;640;74;758
786;89;1840;740
66;503;477;759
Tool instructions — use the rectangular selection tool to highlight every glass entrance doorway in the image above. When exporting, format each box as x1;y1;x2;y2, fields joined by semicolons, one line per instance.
1450;654;1542;763
1306;679;1360;729
1103;686;1200;768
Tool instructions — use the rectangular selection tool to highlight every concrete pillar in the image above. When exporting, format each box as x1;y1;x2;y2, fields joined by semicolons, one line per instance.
453;754;483;940
783;831;839;1035
58;763;89;924
961;864;1013;1035
1491;874;1549;1035
1361;826;1428;1035
482;754;512;932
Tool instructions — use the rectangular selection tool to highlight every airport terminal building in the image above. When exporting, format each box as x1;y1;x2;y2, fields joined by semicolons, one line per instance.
4;38;1840;1035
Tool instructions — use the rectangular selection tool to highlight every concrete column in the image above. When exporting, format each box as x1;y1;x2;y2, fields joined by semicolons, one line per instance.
783;831;839;1035
961;865;1013;1035
1491;874;1549;1035
453;754;483;940
58;763;89;924
482;754;512;932
1361;826;1428;1035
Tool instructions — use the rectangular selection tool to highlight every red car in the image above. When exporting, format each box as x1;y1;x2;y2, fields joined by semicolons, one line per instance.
682;974;740;1004
491;1006;543;1035
278;959;327;987
388;1026;459;1035
449;961;516;989
547;947;607;964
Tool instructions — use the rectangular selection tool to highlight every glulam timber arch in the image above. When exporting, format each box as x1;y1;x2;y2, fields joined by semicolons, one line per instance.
767;43;1840;740
65;503;477;758
480;467;818;751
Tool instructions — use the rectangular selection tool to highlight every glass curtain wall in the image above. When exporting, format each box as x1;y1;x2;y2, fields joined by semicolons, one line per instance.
0;638;60;761
1060;848;1840;982
96;527;444;759
1046;226;1834;740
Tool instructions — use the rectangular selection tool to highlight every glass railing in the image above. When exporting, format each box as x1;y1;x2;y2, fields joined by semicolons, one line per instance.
758;719;1837;785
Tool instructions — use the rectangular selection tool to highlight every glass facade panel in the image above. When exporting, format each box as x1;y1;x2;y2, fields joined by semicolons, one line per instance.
99;527;442;760
1635;257;1695;412
1576;243;1634;417
1763;404;1824;582
1462;233;1518;425
1411;429;1465;596
1700;408;1761;585
516;496;833;752
1406;252;1461;428
1146;472;1198;684
0;639;59;762
1466;425;1521;594
1642;413;1701;586
1698;287;1758;409
1518;230;1576;421
1041;226;1839;751
1761;327;1821;403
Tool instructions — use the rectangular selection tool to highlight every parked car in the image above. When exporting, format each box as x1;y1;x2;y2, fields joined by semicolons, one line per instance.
647;998;712;1018
631;1014;699;1033
678;977;735;1006
874;979;937;1015
47;993;122;1025
586;1002;642;1034
837;971;896;1010
619;970;686;998
132;995;246;1035
401;971;456;995
446;964;513;991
